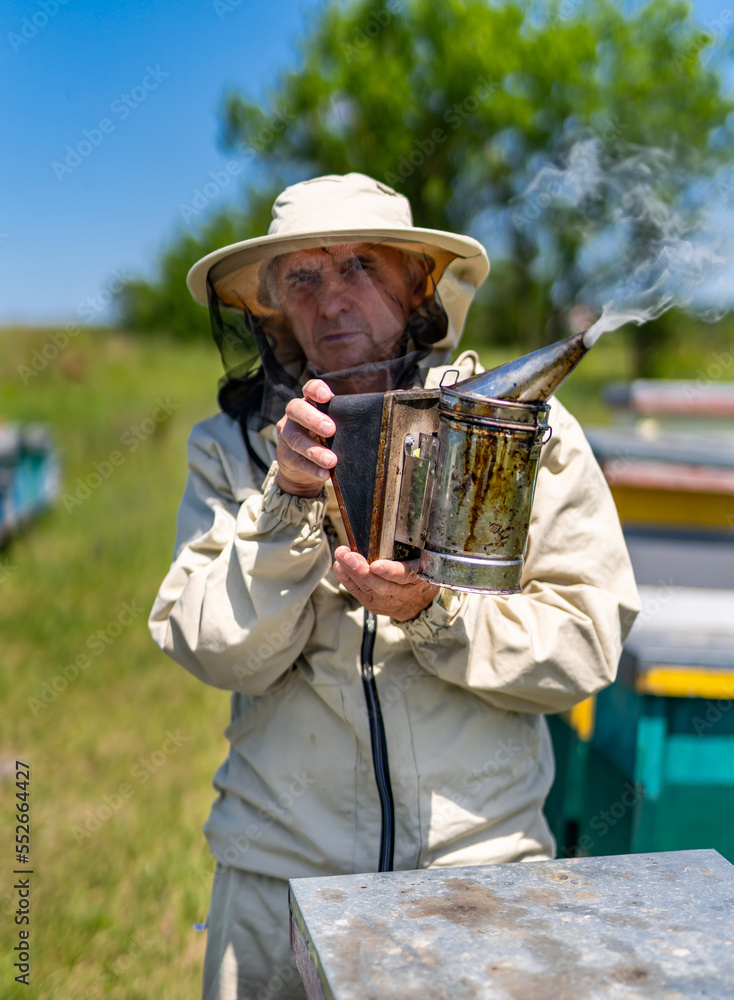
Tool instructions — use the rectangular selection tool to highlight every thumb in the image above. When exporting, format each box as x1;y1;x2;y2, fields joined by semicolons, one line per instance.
369;559;420;584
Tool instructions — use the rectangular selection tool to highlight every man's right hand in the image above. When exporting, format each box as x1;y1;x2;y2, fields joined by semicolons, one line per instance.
275;379;337;497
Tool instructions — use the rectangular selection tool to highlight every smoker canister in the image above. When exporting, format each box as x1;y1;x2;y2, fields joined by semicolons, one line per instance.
417;390;551;594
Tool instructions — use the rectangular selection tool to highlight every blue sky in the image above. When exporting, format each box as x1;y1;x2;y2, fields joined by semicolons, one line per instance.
2;0;732;327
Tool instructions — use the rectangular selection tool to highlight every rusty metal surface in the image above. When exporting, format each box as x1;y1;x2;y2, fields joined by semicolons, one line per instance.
394;433;440;549
371;389;439;562
366;394;397;562
289;850;734;1000
418;396;549;593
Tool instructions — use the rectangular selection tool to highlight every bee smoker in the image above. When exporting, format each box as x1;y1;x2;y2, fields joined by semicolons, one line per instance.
327;331;589;595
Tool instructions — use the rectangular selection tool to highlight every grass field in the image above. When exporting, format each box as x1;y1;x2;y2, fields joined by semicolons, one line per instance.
0;327;227;999
0;321;731;998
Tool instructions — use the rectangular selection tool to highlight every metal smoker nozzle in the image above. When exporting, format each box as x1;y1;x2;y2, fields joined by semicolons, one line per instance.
455;331;589;403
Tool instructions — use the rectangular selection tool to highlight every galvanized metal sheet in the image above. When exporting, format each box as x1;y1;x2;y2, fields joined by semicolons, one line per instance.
289;849;734;1000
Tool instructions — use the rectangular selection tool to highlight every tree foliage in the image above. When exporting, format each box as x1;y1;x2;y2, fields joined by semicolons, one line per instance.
119;0;734;371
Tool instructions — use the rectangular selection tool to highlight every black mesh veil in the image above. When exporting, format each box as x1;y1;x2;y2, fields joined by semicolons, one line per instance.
207;238;453;432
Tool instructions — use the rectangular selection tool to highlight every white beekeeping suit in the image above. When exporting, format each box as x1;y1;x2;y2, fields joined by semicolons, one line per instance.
149;173;640;1000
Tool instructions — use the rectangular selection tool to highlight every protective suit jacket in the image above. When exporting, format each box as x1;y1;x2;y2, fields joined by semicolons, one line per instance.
149;350;639;879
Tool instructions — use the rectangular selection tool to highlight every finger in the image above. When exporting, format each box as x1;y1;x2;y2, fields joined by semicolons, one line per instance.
369;558;421;585
333;564;388;609
280;421;337;470
333;547;371;582
333;550;395;597
285;397;336;439
302;379;334;405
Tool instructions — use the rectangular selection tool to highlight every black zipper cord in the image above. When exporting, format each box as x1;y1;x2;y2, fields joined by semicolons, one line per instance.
360;608;395;872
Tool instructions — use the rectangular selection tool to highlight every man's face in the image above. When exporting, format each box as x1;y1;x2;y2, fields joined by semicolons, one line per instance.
274;243;426;373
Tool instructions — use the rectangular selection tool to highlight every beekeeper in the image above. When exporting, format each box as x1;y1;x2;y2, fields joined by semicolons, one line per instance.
149;172;639;1000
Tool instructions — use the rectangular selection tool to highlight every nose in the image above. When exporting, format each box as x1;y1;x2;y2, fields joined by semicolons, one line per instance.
318;271;354;320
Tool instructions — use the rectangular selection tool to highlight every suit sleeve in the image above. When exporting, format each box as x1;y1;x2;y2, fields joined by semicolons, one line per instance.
398;398;640;714
148;414;332;694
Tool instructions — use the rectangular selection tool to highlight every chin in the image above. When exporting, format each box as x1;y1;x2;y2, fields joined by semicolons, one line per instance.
318;350;373;372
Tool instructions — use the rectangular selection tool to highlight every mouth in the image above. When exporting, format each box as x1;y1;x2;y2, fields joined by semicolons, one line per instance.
318;330;369;345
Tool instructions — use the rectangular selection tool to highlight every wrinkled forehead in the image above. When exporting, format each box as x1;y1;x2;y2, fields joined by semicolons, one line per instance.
273;242;409;279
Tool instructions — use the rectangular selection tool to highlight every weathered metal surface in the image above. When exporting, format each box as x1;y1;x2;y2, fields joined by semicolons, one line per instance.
394;433;440;549
290;906;328;1000
370;389;440;563
418;394;549;593
457;331;588;403
289;849;734;1000
337;333;591;588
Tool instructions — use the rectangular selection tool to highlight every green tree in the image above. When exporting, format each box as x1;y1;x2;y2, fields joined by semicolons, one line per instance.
119;0;734;373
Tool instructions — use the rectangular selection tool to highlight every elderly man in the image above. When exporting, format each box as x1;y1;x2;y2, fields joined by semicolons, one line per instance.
149;173;638;1000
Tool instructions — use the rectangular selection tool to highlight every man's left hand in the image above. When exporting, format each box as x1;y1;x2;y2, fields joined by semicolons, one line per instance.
333;547;439;622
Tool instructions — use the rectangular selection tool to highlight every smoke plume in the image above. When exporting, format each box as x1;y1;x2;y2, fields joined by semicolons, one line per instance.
513;136;731;349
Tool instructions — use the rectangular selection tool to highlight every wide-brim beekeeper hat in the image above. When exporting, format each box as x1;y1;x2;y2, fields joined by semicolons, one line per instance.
187;172;490;353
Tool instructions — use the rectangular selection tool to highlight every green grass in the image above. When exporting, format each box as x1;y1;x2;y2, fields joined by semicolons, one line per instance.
0;321;732;998
0;327;227;999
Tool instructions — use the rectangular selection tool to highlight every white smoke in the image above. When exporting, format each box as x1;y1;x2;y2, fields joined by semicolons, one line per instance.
513;136;732;349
